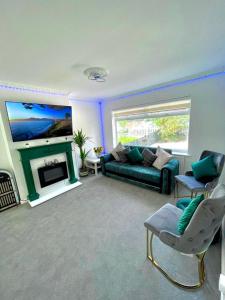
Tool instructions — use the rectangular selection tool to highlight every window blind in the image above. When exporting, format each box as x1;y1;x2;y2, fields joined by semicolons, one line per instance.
113;100;191;119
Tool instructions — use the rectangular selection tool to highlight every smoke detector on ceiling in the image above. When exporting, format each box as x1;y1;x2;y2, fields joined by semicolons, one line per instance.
84;67;108;82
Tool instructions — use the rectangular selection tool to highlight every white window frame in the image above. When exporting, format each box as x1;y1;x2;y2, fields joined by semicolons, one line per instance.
112;99;191;155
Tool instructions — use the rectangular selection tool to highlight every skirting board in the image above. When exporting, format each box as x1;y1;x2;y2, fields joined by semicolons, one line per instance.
28;181;82;207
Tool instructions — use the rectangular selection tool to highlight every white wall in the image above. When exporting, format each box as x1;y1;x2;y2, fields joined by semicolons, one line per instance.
70;100;101;148
0;91;101;200
70;100;102;166
102;75;225;181
0;113;13;171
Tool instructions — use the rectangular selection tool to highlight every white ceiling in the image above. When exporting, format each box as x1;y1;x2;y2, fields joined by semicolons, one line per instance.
1;0;225;100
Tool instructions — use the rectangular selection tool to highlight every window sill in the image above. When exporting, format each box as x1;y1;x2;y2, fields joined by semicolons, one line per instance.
172;152;191;157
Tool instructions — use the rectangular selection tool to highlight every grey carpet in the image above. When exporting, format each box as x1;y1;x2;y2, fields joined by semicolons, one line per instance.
0;175;220;300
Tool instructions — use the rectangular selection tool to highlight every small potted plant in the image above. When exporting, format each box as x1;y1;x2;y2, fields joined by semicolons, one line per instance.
73;129;91;177
93;146;104;158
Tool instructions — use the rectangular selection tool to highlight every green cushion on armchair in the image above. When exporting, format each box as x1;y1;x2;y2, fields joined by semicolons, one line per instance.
176;198;192;210
192;155;217;181
177;194;204;234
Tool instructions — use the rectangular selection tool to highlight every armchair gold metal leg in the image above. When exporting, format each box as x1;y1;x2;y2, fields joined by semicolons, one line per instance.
146;230;206;289
146;229;149;259
174;180;196;200
174;180;178;200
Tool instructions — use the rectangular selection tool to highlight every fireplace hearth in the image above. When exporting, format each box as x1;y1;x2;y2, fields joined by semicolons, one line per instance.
38;162;68;188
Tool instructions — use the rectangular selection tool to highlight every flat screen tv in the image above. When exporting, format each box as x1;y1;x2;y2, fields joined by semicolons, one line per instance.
5;101;73;142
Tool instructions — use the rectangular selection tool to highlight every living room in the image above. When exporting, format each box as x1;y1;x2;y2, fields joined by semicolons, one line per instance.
0;1;225;300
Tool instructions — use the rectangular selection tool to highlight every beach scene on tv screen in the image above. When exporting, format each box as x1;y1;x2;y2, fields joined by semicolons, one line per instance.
6;102;73;142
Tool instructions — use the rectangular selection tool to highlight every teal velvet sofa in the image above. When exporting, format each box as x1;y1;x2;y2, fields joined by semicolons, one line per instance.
100;146;179;195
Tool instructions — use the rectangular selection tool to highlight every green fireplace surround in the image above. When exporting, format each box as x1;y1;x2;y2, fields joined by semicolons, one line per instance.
18;142;77;201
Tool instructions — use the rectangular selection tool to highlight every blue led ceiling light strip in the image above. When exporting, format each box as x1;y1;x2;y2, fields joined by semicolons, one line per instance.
68;97;98;104
1;70;224;100
106;70;225;102
0;83;68;96
98;101;106;153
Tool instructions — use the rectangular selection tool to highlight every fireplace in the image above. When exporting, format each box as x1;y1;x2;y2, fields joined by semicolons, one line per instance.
38;161;68;188
18;142;79;202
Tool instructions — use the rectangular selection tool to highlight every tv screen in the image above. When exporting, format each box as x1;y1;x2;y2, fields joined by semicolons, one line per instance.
5;101;73;142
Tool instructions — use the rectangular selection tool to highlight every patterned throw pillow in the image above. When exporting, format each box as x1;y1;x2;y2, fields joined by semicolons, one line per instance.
142;148;157;167
152;146;172;170
111;143;125;161
117;148;130;163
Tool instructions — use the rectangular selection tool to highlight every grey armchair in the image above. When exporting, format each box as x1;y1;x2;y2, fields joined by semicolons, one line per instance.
144;184;225;289
175;150;225;198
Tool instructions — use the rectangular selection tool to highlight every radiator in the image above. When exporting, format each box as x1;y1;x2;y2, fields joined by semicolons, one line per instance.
0;170;20;212
173;154;190;174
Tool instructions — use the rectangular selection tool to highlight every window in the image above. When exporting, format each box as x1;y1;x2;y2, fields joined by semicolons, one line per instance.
113;100;191;154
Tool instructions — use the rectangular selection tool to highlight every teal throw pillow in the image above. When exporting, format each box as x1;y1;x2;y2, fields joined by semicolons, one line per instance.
192;155;217;181
176;198;192;210
177;194;204;235
127;148;143;164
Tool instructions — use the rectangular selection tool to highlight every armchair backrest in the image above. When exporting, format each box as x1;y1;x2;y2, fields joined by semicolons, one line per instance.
180;184;225;254
200;150;225;177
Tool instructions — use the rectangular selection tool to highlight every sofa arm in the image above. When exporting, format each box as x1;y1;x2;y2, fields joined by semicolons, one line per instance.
161;159;180;194
100;153;114;175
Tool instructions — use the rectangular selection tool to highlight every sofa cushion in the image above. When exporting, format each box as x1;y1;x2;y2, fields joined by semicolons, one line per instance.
127;148;144;164
129;146;172;155
142;148;157;166
153;146;173;170
111;143;125;161
117;147;130;163
105;161;161;184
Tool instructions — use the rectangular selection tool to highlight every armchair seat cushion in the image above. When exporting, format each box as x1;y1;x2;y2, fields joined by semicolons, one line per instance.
175;175;205;192
105;161;161;184
144;203;182;236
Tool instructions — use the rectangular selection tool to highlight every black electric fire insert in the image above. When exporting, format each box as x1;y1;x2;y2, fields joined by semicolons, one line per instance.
38;161;68;188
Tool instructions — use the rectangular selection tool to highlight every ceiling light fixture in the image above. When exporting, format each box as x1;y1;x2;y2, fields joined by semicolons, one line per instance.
84;67;108;82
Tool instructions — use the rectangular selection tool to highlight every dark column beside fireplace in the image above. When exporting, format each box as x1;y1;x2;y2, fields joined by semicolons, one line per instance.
38;162;68;188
